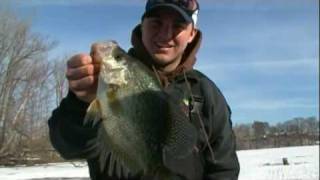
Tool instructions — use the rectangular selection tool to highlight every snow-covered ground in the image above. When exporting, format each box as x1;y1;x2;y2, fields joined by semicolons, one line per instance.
237;145;319;180
0;162;89;180
0;145;319;180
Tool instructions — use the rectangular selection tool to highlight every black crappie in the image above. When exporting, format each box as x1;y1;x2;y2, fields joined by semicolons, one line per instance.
84;41;197;178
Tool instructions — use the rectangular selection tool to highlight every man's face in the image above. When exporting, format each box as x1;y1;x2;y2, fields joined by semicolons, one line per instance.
141;8;196;71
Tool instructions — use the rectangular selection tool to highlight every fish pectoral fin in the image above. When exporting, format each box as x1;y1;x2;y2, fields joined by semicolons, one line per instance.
84;99;102;126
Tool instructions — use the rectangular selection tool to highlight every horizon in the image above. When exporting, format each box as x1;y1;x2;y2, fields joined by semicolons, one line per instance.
4;0;319;124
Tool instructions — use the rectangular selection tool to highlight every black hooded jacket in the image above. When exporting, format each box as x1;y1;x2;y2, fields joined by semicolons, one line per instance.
48;26;240;180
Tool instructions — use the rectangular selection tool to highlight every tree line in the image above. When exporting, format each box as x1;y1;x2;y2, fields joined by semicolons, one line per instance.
0;8;68;165
233;116;319;150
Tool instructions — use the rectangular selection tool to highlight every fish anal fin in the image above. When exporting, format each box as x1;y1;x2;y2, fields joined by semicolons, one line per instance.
107;152;116;176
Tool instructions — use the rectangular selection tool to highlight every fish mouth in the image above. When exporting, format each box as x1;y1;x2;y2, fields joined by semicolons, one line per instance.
104;67;128;89
108;83;120;91
106;83;120;102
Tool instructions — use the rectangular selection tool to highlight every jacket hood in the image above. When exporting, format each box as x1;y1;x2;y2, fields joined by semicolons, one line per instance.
129;24;202;87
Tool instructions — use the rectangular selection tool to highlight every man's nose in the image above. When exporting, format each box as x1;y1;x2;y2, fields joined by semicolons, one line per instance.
157;24;173;41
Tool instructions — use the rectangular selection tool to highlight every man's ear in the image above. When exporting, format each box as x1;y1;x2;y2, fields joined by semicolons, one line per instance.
188;27;197;43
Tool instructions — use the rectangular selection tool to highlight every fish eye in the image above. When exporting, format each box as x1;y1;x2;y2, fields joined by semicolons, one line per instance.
113;49;126;61
114;54;121;61
114;53;121;61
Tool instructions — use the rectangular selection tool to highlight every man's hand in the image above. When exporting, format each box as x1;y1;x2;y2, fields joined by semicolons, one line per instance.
66;44;102;103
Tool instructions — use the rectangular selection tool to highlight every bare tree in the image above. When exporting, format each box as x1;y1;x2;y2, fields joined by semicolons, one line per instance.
51;56;69;106
0;8;56;162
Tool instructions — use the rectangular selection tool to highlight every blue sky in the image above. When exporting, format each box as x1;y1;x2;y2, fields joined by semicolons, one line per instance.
6;0;319;124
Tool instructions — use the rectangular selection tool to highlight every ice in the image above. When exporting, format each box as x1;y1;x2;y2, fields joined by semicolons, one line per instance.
237;145;319;180
0;162;89;180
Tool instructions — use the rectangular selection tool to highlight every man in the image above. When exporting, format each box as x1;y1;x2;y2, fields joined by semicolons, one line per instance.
48;0;240;179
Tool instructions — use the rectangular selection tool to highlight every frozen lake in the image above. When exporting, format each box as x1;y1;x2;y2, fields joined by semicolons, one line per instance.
237;145;319;180
0;145;319;180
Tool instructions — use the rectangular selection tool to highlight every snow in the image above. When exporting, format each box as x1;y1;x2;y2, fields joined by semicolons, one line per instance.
0;145;319;180
0;162;89;180
237;145;319;180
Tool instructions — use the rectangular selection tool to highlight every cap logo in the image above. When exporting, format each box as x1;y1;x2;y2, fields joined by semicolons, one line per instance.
192;9;198;25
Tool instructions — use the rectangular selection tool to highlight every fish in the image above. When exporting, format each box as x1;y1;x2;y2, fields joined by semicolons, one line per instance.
84;41;197;178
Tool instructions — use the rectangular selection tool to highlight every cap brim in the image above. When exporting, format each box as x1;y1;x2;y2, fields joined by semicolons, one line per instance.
144;3;193;23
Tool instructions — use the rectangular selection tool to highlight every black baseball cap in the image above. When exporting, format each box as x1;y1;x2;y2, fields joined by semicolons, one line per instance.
143;0;199;25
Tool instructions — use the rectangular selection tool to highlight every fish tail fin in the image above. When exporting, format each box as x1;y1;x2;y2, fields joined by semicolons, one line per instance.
84;99;102;126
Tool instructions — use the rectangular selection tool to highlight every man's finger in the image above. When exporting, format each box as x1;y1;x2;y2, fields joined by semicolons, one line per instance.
67;54;92;68
68;75;98;91
66;64;100;80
